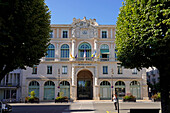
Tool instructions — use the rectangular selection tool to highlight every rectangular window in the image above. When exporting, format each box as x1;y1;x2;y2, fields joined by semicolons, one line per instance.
132;68;137;74
117;64;123;74
62;66;67;74
63;31;68;38
32;65;37;74
103;66;108;74
47;66;52;74
102;31;107;38
50;30;53;38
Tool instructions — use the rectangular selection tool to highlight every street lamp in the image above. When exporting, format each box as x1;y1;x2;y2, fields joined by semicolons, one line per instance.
58;69;60;97
111;68;114;101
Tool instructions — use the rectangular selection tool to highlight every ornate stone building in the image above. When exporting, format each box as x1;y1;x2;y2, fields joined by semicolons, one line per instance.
21;17;148;101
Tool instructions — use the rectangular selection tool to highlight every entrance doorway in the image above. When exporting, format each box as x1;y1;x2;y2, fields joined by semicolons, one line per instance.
77;70;93;100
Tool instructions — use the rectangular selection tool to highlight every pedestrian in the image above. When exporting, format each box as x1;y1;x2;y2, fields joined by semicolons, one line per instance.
113;94;118;110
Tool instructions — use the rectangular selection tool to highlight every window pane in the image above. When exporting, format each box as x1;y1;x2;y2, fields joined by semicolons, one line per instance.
103;66;108;74
32;65;37;74
63;31;68;38
47;66;52;74
102;31;107;38
50;30;53;38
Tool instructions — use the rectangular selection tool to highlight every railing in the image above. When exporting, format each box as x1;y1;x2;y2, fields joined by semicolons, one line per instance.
100;58;109;61
41;57;118;62
0;83;20;87
76;57;93;61
60;58;69;61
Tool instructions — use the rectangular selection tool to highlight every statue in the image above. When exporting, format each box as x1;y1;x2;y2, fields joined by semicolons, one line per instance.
72;28;76;37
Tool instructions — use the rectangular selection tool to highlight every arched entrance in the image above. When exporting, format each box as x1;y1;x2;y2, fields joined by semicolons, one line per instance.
77;70;93;100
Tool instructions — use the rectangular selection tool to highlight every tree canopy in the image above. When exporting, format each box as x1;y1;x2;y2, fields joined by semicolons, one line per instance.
0;0;51;81
116;0;169;113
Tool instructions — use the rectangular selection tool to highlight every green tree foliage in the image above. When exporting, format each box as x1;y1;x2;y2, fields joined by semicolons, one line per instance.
0;0;51;81
116;0;169;113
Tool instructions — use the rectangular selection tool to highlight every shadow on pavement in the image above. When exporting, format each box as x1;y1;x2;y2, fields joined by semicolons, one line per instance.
11;105;95;113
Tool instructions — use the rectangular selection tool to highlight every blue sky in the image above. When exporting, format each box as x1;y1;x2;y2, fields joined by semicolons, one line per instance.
45;0;124;25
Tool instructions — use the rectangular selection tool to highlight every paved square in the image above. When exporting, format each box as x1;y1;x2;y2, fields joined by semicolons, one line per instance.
9;101;161;113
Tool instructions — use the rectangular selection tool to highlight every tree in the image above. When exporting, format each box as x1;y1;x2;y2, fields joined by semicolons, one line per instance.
116;0;170;113
0;0;51;81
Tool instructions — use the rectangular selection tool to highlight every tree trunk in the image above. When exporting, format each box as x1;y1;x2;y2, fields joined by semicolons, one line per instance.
159;68;170;113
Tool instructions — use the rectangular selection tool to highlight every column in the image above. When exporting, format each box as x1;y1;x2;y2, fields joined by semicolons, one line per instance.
111;29;113;39
56;43;59;61
94;67;98;86
12;74;14;85
72;39;75;60
94;39;98;61
110;43;114;61
72;66;75;86
55;81;58;98
71;66;76;100
57;28;59;38
125;81;131;94
39;82;44;101
94;66;99;100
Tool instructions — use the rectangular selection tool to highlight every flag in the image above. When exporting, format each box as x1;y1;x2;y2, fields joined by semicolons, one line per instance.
75;54;77;58
91;51;96;58
97;53;100;58
70;54;74;58
84;49;86;58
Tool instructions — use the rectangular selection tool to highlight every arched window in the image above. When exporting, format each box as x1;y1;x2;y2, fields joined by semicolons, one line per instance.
130;81;140;86
78;43;91;58
44;81;55;86
59;81;70;98
29;81;39;97
115;81;126;98
46;44;55;58
100;81;111;86
100;81;111;100
61;44;69;59
44;81;55;100
60;81;70;86
130;81;141;99
100;44;109;61
115;81;125;86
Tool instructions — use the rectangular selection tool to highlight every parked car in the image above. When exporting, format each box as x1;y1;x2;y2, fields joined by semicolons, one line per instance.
0;101;12;113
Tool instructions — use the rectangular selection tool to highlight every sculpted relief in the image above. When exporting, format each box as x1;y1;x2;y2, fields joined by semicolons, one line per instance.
71;17;98;38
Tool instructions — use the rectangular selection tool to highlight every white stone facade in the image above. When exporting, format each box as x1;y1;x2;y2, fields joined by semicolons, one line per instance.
0;69;22;102
21;17;148;101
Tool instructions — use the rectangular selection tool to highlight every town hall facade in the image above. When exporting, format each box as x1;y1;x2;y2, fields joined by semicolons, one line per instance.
21;17;148;101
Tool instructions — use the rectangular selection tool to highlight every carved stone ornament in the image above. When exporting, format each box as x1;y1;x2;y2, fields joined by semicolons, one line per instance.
71;17;98;38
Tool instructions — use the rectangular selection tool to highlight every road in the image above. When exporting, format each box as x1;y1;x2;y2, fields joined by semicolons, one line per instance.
9;101;161;113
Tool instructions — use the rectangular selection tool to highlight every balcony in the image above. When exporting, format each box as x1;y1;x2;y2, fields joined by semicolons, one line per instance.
60;58;69;61
0;83;20;87
41;57;117;62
